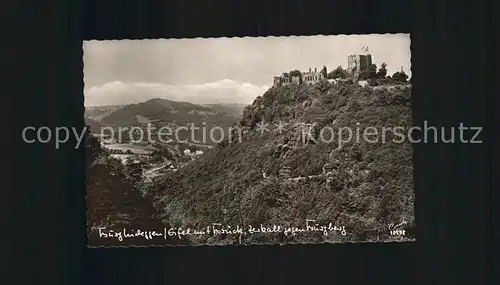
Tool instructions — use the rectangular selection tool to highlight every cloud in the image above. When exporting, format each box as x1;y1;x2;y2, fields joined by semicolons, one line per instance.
84;80;269;106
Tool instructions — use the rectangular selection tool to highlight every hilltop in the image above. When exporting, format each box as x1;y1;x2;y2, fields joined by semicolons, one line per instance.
84;105;125;121
202;103;247;117
84;98;242;138
149;80;415;245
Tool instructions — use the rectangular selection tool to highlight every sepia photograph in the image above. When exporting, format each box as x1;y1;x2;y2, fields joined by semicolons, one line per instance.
84;34;414;247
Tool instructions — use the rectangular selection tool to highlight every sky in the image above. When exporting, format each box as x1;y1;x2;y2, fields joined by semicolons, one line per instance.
83;34;411;106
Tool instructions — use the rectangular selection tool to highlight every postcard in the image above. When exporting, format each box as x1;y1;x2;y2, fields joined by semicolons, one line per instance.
83;34;414;247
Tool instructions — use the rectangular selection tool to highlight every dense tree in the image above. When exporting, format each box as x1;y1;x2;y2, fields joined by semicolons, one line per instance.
392;70;409;82
377;63;388;78
327;66;348;79
359;64;378;80
289;70;301;77
84;125;102;166
85;126;164;245
321;66;328;78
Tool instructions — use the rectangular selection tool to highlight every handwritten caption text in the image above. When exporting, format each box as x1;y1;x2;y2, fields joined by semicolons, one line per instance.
96;219;347;242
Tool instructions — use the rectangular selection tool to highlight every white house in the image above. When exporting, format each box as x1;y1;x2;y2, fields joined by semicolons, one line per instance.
358;80;369;87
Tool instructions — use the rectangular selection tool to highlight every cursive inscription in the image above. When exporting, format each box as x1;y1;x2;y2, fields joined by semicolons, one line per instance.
97;227;164;242
95;219;347;242
388;218;407;236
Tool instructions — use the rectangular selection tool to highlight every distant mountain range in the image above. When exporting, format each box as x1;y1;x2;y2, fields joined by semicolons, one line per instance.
201;103;247;117
85;105;124;121
84;98;247;128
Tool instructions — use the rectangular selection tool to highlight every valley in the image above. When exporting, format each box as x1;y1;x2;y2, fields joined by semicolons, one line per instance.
86;98;243;184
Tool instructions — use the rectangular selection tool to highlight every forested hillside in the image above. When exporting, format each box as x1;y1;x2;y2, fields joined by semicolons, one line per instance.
85;128;188;246
98;98;239;127
150;81;415;245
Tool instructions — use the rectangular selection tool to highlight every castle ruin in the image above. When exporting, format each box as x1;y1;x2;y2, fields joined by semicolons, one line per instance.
273;73;301;87
272;51;373;87
273;67;326;87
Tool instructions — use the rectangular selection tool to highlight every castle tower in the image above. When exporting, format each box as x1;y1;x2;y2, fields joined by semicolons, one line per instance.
273;76;282;87
348;53;373;79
